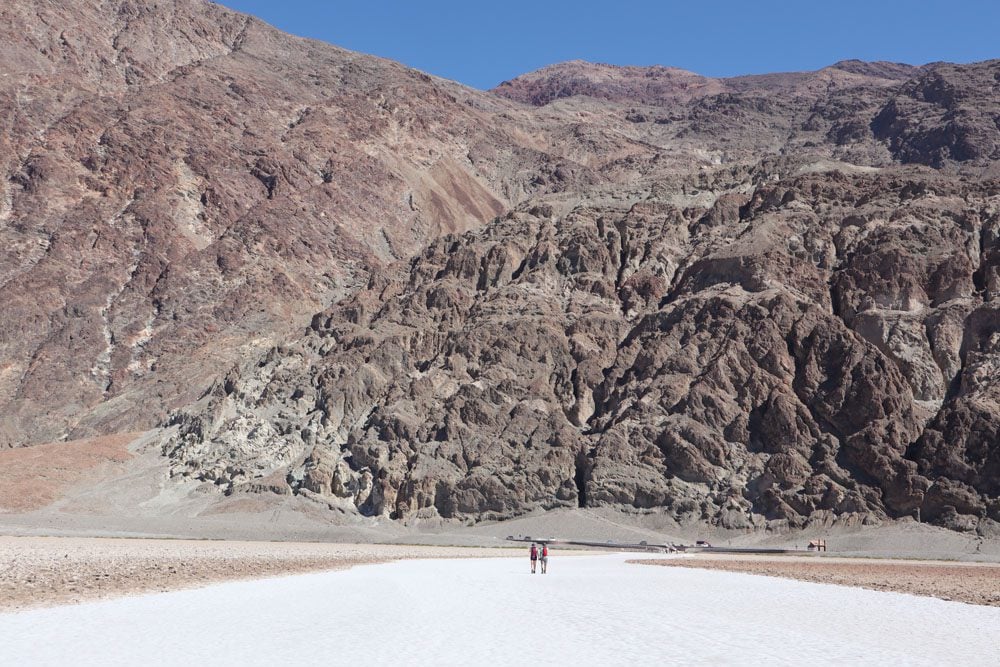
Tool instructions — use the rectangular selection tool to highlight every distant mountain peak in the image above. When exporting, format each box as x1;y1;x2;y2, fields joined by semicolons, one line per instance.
493;58;930;107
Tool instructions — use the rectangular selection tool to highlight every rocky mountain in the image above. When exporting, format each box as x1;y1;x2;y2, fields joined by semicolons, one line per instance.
166;160;1000;532
492;59;918;107
4;1;999;533
0;0;600;447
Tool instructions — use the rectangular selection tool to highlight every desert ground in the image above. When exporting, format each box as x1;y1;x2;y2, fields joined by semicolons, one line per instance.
2;553;999;666
636;554;1000;607
3;526;999;612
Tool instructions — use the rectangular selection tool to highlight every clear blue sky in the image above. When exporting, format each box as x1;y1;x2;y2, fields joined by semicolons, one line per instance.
218;1;1000;89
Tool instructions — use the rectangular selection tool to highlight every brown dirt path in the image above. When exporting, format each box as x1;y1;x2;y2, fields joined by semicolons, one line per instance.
634;555;1000;606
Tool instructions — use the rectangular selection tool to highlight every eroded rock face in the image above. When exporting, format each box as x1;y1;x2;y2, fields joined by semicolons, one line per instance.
166;169;1000;530
912;307;1000;526
872;62;1000;166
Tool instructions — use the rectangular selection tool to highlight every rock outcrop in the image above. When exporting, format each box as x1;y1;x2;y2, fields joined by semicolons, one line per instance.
165;165;1000;532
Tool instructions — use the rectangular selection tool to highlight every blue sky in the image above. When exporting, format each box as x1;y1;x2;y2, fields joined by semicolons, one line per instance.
218;1;1000;89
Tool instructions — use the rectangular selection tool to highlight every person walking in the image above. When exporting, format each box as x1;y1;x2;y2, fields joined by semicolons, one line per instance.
540;543;549;574
529;543;538;574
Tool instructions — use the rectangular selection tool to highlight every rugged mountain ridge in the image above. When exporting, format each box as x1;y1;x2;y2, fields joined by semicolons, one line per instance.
3;1;999;532
165;160;1000;532
0;0;608;446
492;59;919;108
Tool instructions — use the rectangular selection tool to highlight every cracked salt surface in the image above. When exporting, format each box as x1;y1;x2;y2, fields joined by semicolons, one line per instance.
1;553;998;666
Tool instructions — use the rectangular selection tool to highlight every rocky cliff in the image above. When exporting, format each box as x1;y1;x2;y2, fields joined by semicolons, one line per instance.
165;161;1000;532
4;1;999;533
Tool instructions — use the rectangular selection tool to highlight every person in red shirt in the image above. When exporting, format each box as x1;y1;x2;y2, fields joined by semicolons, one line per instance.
540;544;549;574
529;543;538;573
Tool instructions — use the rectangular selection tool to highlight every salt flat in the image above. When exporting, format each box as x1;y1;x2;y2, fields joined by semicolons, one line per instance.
2;553;997;666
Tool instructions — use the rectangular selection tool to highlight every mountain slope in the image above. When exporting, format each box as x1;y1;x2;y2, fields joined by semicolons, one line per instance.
165;162;1000;531
0;0;581;446
3;1;999;534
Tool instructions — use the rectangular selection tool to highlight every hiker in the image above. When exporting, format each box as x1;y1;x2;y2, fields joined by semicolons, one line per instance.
540;543;549;574
529;543;538;573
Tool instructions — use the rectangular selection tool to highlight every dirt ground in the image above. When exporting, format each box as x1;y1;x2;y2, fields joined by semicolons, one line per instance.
635;555;1000;607
0;434;138;512
0;536;517;612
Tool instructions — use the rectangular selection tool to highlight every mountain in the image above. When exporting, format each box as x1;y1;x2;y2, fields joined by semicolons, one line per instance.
3;0;999;535
0;0;566;447
492;59;918;107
